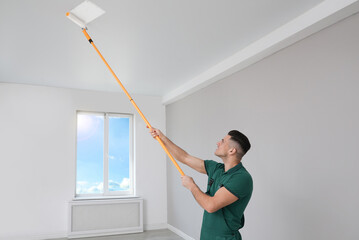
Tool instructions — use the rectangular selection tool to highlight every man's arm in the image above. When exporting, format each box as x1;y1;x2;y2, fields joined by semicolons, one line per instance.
181;175;238;213
149;128;206;174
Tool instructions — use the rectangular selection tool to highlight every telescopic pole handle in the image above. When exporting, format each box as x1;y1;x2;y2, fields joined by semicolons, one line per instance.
82;29;185;176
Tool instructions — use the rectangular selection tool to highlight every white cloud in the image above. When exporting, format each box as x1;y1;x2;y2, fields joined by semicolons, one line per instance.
76;179;130;194
120;178;130;189
87;182;103;193
108;180;120;191
76;181;90;194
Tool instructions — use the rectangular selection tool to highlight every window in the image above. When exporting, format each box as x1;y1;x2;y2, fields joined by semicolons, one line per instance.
76;112;134;197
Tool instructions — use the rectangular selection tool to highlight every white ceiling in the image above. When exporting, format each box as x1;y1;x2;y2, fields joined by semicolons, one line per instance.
1;0;358;104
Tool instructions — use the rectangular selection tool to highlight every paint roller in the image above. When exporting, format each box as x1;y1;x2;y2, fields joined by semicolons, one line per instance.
66;12;86;29
66;0;105;29
66;1;185;176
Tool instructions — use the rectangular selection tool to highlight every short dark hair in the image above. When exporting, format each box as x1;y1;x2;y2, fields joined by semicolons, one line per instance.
228;130;251;155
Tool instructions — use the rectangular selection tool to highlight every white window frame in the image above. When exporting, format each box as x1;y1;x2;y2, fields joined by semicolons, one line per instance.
75;111;134;198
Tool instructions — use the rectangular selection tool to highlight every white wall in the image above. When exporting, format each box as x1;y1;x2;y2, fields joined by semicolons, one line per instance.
0;83;167;239
166;13;359;240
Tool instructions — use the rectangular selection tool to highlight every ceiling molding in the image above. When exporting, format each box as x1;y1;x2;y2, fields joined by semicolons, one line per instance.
162;0;359;105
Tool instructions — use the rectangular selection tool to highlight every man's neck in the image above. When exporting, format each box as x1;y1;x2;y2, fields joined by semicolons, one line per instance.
223;157;241;172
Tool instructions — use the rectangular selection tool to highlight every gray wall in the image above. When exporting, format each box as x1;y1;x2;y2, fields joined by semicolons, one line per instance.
0;84;167;239
166;13;359;240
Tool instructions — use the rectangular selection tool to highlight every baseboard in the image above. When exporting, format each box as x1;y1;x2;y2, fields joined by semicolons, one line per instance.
167;224;196;240
144;223;168;230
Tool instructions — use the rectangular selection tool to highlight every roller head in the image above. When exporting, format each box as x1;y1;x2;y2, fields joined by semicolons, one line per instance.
66;12;87;29
66;0;105;29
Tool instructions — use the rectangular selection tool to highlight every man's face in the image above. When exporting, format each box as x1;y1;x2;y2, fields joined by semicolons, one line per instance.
214;135;232;157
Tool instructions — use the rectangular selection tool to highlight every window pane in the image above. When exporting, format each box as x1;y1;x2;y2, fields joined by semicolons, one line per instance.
108;116;130;192
76;114;104;194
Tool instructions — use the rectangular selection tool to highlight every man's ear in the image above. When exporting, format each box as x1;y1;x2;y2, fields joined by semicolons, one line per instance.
229;147;237;155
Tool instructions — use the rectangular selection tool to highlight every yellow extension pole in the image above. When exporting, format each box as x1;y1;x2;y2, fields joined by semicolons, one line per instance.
82;29;185;176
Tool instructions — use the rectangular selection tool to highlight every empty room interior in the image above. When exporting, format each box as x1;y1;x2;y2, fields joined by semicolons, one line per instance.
1;0;359;240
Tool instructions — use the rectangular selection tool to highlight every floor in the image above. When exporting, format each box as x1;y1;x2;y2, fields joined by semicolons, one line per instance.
52;229;184;240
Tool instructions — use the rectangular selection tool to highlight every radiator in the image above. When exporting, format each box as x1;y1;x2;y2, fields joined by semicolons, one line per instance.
68;198;143;238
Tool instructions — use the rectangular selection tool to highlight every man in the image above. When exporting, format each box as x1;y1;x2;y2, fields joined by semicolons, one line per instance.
149;128;253;240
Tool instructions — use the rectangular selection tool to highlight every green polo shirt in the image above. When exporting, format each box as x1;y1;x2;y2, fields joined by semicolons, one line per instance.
200;160;253;240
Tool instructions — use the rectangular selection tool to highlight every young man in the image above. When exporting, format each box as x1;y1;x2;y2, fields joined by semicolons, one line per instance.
149;128;253;240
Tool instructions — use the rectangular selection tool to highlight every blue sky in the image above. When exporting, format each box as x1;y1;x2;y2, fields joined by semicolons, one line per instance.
76;114;130;194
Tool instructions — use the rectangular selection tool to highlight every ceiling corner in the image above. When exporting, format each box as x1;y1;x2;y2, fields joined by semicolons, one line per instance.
162;0;359;105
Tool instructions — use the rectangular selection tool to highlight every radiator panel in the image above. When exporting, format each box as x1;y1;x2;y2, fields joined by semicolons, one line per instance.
68;198;143;238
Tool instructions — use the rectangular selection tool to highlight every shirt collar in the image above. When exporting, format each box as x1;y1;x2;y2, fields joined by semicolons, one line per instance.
224;162;243;175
